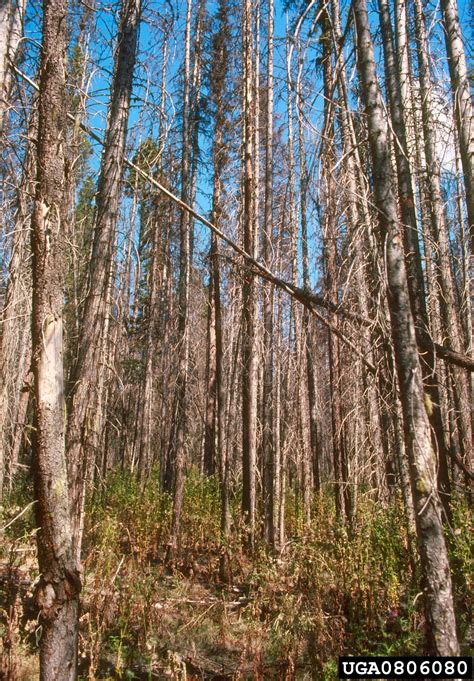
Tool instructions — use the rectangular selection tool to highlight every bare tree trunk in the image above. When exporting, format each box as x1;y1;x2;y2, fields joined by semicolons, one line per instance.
167;0;193;560
439;0;474;248
320;5;351;522
211;115;230;579
0;0;25;133
31;0;81;676
262;0;275;547
295;43;319;522
412;0;472;475
204;270;217;476
205;0;232;579
137;38;169;484
378;0;457;511
241;0;258;549
66;0;142;562
353;0;459;654
330;0;386;500
0;129;34;499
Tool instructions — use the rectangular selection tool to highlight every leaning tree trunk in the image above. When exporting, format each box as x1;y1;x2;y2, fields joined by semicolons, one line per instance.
66;0;142;562
353;0;459;655
31;0;81;677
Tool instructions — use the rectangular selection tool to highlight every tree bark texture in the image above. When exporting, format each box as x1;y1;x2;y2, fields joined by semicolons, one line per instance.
353;0;459;654
439;0;474;249
241;0;258;548
66;0;142;562
31;0;81;676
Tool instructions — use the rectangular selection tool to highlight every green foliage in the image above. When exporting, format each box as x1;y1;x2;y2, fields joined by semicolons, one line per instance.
243;495;423;674
2;475;471;677
446;495;473;649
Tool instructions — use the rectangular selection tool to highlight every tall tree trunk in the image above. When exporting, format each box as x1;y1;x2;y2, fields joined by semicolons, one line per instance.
66;0;142;562
241;0;258;548
412;0;473;476
205;0;231;579
31;0;81;676
0;112;35;499
353;0;459;654
296;42;319;524
320;4;351;522
167;0;193;560
378;0;454;511
137;38;169;484
262;0;275;547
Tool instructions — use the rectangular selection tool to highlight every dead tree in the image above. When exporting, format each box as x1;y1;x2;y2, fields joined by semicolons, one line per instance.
353;0;459;654
31;0;81;676
66;0;142;561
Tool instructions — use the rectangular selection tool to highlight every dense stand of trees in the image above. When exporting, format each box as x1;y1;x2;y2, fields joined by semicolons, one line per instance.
0;0;472;674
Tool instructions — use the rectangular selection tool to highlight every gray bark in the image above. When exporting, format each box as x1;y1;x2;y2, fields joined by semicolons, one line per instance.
379;0;454;510
412;0;473;476
353;0;459;654
0;0;25;133
262;0;276;547
439;0;474;249
241;0;258;548
31;0;81;676
66;0;142;562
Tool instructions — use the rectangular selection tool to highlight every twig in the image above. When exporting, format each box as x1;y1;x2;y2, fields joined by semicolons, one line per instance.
1;500;37;532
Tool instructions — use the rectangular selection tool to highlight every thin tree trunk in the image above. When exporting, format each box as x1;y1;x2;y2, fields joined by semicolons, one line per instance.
66;0;142;562
320;5;351;522
295;42;319;522
262;0;275;547
412;0;472;475
241;0;258;548
439;0;474;249
167;0;193;560
0;0;25;133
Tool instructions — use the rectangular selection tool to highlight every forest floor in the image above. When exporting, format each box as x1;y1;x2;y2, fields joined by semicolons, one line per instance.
0;471;472;680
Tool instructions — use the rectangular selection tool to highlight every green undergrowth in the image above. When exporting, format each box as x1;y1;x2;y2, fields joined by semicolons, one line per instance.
0;472;471;679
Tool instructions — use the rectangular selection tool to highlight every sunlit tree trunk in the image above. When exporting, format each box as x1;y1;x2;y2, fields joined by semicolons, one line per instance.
354;0;459;654
262;0;276;547
378;0;453;511
66;0;142;562
439;0;474;248
0;0;25;133
296;43;318;526
412;0;472;476
320;5;351;522
241;0;258;548
167;0;194;560
31;0;81;675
